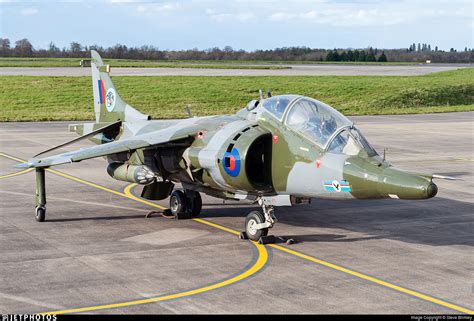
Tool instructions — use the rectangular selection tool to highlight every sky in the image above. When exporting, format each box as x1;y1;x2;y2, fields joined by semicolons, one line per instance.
0;0;472;51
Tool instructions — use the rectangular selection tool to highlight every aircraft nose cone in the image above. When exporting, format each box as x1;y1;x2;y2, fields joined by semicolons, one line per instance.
427;182;438;199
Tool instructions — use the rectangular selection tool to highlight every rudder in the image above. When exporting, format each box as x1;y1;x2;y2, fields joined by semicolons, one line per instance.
91;50;149;123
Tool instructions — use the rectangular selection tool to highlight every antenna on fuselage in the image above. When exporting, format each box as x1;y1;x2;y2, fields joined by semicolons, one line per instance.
267;89;272;98
259;89;264;100
184;105;193;118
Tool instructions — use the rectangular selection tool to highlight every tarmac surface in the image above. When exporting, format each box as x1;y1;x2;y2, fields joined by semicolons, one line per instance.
0;64;470;77
0;112;473;314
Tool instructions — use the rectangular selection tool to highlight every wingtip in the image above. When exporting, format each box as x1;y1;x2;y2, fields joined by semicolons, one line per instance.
432;174;459;181
14;162;33;169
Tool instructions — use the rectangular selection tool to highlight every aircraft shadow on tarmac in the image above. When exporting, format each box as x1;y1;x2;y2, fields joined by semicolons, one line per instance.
199;197;474;247
46;214;146;222
41;196;473;247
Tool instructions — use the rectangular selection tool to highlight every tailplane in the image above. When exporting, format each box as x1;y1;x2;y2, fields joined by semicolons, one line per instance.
91;50;150;123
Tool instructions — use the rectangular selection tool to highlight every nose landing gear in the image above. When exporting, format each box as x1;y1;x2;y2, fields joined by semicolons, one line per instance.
240;198;278;244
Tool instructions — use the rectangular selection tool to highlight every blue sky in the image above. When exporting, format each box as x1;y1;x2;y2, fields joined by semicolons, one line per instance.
1;0;472;51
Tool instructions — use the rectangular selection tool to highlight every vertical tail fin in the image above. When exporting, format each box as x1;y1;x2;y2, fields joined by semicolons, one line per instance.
91;50;150;123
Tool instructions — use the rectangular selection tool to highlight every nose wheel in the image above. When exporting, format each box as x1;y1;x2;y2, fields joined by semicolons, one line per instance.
240;197;278;243
244;211;268;241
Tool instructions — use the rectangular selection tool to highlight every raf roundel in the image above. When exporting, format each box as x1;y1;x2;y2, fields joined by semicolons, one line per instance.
105;88;116;112
222;147;241;177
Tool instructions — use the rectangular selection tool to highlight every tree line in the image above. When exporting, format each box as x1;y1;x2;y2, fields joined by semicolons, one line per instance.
1;38;472;63
325;48;387;62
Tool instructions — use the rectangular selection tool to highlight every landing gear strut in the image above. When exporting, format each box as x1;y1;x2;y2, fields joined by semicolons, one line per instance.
169;189;202;219
241;198;277;243
35;168;46;222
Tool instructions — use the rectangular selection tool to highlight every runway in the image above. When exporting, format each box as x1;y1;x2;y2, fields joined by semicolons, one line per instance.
0;64;470;77
0;112;473;314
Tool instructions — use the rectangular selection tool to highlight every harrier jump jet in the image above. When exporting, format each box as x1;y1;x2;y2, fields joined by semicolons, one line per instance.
17;51;447;243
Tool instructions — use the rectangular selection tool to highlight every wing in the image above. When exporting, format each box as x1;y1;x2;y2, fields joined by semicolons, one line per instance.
15;125;196;169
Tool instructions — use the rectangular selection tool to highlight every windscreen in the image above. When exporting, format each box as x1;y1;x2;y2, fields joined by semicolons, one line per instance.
327;127;378;156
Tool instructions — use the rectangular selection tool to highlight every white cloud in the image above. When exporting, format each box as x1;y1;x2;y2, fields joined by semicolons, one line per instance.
136;2;181;15
266;1;470;27
20;7;39;16
106;0;141;3
210;12;256;23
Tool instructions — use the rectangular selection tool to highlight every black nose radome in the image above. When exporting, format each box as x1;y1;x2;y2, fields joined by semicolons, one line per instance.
427;182;438;198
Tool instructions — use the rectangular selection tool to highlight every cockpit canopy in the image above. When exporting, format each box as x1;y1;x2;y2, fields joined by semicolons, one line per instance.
261;95;377;156
262;95;299;120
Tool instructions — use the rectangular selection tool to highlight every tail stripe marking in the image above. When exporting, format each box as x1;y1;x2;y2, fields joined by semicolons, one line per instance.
98;80;105;105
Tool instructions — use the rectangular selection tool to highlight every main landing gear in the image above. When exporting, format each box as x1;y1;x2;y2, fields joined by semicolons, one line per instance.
169;189;202;219
240;198;277;244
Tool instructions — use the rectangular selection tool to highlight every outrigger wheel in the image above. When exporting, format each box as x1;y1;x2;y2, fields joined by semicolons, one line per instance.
35;206;46;222
169;190;202;219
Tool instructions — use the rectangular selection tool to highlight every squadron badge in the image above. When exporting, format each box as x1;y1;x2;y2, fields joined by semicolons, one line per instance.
105;88;116;112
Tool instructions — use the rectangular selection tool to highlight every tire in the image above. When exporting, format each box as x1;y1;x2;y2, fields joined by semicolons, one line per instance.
169;190;188;219
35;206;46;222
245;210;268;241
186;191;202;218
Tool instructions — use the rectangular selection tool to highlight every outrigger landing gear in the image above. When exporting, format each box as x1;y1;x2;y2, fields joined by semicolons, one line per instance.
240;198;277;244
35;168;46;222
169;189;202;219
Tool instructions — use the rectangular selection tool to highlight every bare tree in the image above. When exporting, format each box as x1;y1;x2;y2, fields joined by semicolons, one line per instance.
14;39;33;57
0;38;11;56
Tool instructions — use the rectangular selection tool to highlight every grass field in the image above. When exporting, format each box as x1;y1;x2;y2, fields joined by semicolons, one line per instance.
0;57;419;68
0;57;290;69
0;68;472;121
0;57;291;69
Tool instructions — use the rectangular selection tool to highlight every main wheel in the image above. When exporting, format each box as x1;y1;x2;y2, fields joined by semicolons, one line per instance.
185;191;202;218
169;190;189;219
245;210;268;241
35;206;46;222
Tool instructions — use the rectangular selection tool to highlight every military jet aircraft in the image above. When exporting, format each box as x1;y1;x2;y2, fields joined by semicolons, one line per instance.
17;50;450;243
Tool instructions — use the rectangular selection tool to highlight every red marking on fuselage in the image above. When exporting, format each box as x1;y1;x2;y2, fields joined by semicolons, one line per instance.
316;159;321;168
228;156;236;170
273;135;278;144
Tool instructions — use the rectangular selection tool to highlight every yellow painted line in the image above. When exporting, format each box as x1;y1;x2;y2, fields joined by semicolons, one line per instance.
0;152;34;179
42;242;267;314
193;218;241;236
0;152;25;163
0;168;33;179
29;180;267;314
123;183;167;210
269;244;473;314
2;152;472;314
124;183;473;315
124;184;240;237
0;153;268;315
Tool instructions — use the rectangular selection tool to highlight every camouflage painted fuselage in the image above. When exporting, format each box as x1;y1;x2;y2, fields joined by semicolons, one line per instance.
93;95;436;202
